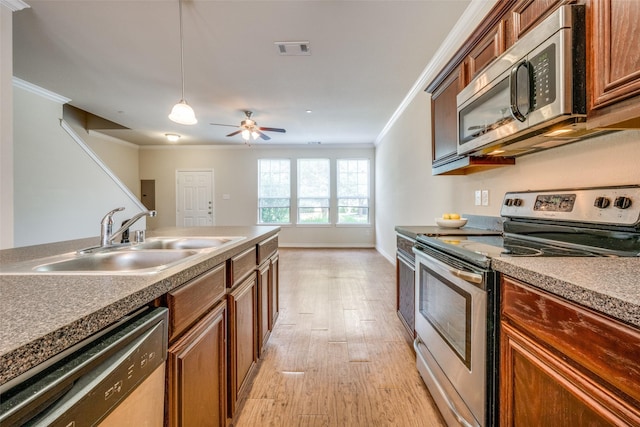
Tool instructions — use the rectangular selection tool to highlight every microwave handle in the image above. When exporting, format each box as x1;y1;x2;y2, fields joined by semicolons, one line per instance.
510;60;532;122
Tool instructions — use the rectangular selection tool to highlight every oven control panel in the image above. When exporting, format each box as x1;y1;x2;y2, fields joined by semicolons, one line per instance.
501;186;640;226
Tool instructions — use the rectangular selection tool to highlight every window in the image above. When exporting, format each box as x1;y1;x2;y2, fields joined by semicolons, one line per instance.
297;159;330;224
337;159;370;224
258;159;290;224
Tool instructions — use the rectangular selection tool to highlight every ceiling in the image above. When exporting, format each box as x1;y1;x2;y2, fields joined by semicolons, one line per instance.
12;0;472;147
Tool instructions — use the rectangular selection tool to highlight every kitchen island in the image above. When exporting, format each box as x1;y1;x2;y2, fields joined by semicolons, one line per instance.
0;226;279;388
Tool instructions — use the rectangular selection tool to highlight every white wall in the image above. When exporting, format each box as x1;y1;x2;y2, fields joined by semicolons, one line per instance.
1;6;14;249
375;91;640;261
140;145;375;247
12;84;146;247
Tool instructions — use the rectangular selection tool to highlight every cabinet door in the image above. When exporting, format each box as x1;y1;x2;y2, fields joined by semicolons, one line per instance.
257;261;271;356
228;273;257;417
396;252;415;341
167;301;227;427
501;323;631;426
431;65;464;165
588;0;640;127
501;277;640;426
269;253;279;328
465;20;505;83
509;0;572;41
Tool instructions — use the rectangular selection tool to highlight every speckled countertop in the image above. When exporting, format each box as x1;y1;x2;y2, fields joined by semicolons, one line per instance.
0;226;279;388
492;257;640;328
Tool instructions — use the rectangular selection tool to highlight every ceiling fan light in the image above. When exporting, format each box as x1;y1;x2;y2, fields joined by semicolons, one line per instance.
241;129;251;140
251;130;260;140
169;100;197;125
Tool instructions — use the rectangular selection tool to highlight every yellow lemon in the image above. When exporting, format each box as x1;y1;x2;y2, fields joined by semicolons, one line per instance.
442;213;451;219
449;213;461;220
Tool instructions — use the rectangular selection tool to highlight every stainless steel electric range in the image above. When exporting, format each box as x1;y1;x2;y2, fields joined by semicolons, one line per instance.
413;185;640;427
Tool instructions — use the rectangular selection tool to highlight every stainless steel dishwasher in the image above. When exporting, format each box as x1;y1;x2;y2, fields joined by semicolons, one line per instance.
0;307;168;426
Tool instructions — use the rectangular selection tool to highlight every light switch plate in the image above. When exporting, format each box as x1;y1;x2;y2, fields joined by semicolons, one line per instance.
475;190;482;206
481;190;489;206
222;194;231;200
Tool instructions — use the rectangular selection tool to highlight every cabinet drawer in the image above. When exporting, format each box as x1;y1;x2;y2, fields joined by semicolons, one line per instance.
501;276;640;403
228;246;257;287
167;263;226;342
257;235;278;265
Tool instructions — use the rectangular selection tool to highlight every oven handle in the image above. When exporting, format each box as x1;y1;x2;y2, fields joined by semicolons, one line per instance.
414;337;480;427
416;249;484;285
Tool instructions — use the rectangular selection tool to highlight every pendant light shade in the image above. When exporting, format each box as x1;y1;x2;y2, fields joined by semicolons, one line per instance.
169;100;197;125
169;0;197;125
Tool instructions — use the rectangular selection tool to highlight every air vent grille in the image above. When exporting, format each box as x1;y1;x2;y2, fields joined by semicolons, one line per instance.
275;41;311;56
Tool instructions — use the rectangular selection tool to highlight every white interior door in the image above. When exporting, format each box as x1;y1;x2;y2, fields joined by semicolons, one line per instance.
176;170;214;227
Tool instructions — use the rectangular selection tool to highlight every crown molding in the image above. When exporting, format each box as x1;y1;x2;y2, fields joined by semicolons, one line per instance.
375;0;497;146
13;77;71;104
1;0;30;12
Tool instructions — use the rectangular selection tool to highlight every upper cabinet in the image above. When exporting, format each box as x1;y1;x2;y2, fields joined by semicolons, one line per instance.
587;0;640;128
427;0;640;175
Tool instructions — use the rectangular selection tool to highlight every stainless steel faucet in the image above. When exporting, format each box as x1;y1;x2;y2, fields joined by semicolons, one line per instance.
100;207;156;247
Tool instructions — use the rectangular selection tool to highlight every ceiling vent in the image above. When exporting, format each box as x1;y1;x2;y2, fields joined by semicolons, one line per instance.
275;41;311;56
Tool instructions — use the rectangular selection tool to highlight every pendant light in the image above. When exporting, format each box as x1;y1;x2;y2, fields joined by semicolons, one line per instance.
169;0;197;125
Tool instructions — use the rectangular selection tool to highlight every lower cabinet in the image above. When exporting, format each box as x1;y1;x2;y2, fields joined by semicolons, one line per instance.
500;276;640;426
227;272;258;417
269;253;279;327
257;260;271;356
167;301;227;427
396;234;415;341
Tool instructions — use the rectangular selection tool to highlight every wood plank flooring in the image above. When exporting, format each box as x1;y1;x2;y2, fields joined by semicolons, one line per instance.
233;248;446;427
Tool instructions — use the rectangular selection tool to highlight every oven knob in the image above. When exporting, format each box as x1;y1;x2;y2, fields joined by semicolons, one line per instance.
513;198;523;207
594;197;610;209
614;196;632;209
504;199;513;206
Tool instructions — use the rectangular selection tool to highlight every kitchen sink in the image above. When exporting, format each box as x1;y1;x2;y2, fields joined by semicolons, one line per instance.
32;250;200;273
132;236;245;251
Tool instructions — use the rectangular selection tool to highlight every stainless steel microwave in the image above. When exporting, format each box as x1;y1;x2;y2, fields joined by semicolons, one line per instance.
456;5;606;157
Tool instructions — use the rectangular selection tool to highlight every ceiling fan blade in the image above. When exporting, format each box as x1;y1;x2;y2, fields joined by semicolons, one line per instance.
257;131;271;141
226;130;242;137
210;123;239;128
259;127;286;133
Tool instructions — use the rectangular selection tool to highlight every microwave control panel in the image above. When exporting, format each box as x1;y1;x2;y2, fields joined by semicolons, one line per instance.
530;43;556;111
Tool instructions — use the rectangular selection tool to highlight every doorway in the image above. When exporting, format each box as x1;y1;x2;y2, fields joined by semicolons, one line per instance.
176;170;214;227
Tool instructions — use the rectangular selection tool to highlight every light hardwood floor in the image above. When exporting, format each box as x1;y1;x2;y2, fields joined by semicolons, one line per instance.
233;248;446;427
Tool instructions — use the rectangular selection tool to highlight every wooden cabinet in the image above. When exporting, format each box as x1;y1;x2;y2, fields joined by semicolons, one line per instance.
431;65;464;167
269;253;280;327
427;0;516;175
395;234;415;342
500;276;640;426
257;260;271;356
464;20;506;83
166;275;227;427
164;264;228;427
588;0;640;128
227;273;258;417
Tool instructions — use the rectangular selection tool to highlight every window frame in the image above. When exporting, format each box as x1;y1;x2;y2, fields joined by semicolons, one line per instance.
336;158;370;225
257;158;291;225
296;158;331;225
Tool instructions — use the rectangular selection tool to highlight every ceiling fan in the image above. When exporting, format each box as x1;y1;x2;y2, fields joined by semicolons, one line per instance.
210;111;286;141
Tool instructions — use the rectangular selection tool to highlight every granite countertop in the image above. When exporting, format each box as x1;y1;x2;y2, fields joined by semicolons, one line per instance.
0;226;279;388
492;257;640;328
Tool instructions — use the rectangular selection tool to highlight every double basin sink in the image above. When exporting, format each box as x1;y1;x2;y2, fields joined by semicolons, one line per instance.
1;236;246;275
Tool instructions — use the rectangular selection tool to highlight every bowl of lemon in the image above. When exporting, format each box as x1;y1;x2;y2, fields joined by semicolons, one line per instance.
435;213;468;228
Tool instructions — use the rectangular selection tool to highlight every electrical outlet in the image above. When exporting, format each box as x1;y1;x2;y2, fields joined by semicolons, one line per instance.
481;190;489;206
475;190;482;206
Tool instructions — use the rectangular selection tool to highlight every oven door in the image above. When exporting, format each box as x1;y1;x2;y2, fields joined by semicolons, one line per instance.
413;247;487;427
